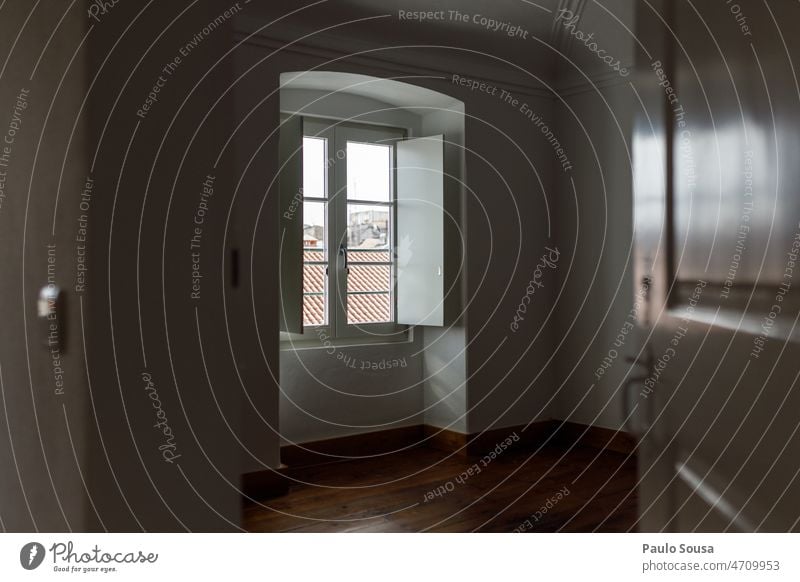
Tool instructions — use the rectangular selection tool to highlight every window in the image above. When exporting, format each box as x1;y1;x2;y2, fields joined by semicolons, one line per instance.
301;119;405;337
279;115;446;339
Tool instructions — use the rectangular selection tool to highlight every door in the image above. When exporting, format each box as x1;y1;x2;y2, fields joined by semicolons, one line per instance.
630;0;800;532
0;5;94;531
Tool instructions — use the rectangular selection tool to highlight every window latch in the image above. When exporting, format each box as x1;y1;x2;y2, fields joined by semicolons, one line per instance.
339;243;349;274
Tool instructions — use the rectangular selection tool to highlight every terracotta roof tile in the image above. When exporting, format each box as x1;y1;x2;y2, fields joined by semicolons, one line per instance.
347;293;391;324
302;260;392;325
303;294;326;326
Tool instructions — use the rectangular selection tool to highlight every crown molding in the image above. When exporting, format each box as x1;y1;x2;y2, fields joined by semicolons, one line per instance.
555;67;634;97
232;16;557;101
549;0;635;97
550;0;588;55
231;15;634;102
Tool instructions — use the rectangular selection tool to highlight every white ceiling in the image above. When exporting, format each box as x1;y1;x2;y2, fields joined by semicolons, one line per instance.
241;0;635;90
336;0;562;38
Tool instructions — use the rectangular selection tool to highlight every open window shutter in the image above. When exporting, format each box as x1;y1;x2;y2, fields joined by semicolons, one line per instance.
278;114;304;333
396;135;445;326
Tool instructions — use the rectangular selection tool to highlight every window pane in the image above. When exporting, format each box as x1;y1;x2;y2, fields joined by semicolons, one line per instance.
302;199;326;326
349;249;391;263
347;142;391;202
303;137;326;198
303;201;326;252
347;264;390;294
347;293;391;324
303;294;325;326
347;204;390;249
302;258;327;326
303;263;326;293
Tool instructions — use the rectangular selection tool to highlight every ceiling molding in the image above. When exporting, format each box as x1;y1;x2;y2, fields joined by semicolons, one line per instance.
550;0;588;56
555;68;632;97
232;17;557;100
548;0;637;97
231;14;636;104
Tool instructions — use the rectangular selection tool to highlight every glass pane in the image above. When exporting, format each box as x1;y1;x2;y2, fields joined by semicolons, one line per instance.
349;249;391;263
303;264;326;294
302;199;327;327
303;248;325;262
303;137;326;198
347;142;391;202
347;204;390;250
347;293;391;324
303;201;326;252
303;294;325;326
347;264;390;294
303;262;326;326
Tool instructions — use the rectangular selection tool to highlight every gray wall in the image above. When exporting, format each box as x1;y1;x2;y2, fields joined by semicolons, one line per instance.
0;1;92;532
83;1;241;531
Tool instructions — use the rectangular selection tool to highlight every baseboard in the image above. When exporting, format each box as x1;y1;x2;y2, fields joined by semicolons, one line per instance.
280;425;425;469
243;421;635;501
425;421;636;456
280;421;635;465
423;425;468;455
552;421;637;455
416;422;555;457
242;467;290;500
465;421;556;456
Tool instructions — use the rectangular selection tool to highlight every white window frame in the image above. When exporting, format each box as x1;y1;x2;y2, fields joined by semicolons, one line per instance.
300;117;408;342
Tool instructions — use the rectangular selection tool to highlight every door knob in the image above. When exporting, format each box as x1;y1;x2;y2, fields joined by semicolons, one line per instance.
622;344;654;437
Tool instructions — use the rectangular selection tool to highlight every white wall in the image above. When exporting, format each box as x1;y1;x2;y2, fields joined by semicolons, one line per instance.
280;88;423;135
553;81;635;429
280;341;424;444
548;1;637;431
448;84;560;434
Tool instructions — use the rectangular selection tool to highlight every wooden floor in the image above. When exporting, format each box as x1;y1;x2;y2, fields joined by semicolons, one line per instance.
244;442;638;532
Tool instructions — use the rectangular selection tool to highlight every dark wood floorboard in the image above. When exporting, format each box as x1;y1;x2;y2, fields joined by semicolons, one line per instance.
244;444;637;532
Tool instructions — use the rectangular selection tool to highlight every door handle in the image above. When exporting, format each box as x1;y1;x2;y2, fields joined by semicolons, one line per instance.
38;285;66;353
622;344;654;437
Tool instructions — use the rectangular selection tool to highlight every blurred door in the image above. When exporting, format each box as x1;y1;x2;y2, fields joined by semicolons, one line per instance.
631;0;800;532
